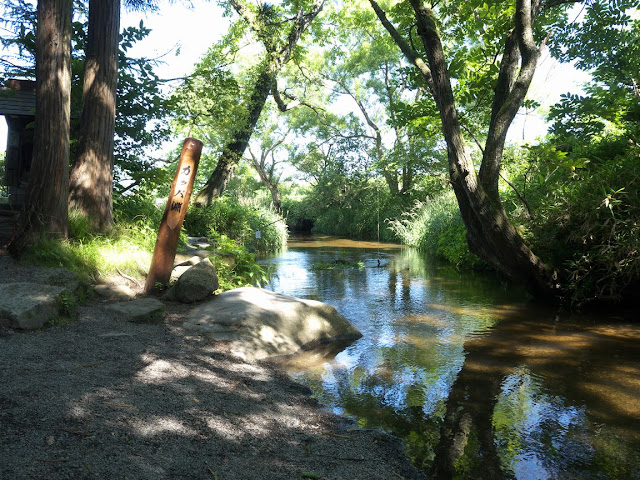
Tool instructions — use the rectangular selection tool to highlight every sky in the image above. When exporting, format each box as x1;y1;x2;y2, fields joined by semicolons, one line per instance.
1;0;590;153
0;0;227;152
120;0;227;81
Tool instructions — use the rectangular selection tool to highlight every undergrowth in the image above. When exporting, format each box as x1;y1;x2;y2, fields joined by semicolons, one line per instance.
184;197;287;253
20;194;276;291
388;191;486;269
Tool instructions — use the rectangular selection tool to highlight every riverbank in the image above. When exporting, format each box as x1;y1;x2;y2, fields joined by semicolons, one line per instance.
0;253;425;480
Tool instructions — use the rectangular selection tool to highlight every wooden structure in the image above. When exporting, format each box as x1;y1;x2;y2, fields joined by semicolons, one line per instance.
144;138;203;293
0;79;36;207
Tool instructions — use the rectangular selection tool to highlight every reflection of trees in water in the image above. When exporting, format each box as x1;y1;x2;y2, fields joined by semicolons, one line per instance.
271;244;640;479
432;315;640;480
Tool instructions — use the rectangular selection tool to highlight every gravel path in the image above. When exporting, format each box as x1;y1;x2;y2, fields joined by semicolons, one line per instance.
0;253;425;480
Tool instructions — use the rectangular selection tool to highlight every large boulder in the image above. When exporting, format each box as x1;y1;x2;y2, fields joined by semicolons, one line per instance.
185;287;362;361
166;258;219;303
0;283;67;329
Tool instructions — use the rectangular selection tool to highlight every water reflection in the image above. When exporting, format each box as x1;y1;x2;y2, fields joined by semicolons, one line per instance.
261;237;640;479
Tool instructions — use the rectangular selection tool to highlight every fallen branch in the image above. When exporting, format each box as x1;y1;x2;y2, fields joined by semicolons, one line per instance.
117;268;143;288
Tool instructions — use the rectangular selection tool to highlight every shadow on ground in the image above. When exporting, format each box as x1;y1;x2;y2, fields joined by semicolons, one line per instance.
0;301;424;480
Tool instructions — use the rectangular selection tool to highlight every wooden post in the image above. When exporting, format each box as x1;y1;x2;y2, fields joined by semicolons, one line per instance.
144;138;202;293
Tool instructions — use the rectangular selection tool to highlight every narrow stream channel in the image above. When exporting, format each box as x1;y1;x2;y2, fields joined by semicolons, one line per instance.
261;235;640;479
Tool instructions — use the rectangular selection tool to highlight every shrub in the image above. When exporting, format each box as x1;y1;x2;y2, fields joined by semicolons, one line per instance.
388;190;487;269
206;234;269;291
308;183;404;242
184;198;287;253
21;215;155;283
503;139;640;304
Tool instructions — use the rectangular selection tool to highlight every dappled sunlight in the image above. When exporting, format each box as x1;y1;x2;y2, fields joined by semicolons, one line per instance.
136;356;192;383
580;364;640;419
427;302;525;322
202;414;245;442
133;415;198;438
98;242;151;273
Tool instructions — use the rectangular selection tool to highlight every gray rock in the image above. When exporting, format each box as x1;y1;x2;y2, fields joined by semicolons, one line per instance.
185;287;362;361
43;268;81;293
94;283;136;300
188;236;210;245
0;282;67;329
173;258;219;303
169;265;191;285
162;286;177;301
105;298;165;323
175;255;203;267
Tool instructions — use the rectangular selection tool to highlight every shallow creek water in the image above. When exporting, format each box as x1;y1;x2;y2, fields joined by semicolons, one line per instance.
260;235;640;479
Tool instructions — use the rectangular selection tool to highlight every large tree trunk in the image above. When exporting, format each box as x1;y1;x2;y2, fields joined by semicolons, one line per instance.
372;0;558;299
410;0;556;299
382;169;400;195
9;0;72;254
68;0;120;232
193;65;275;205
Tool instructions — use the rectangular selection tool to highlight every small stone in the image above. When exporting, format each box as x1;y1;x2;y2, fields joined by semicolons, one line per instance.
106;298;165;323
175;256;202;267
44;268;81;293
46;436;55;446
94;284;135;300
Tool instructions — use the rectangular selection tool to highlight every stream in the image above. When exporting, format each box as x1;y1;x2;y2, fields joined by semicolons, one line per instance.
260;235;640;480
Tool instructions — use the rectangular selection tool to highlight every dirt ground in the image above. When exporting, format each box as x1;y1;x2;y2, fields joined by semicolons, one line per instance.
0;251;425;480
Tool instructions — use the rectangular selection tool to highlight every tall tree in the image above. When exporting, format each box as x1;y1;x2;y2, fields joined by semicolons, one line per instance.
368;0;586;298
9;0;73;253
68;0;121;232
193;0;324;205
68;0;158;232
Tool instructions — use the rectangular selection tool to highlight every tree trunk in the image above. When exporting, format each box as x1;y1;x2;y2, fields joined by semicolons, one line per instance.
9;0;72;254
252;158;283;211
409;0;556;299
193;66;275;205
400;163;413;194
372;0;558;299
382;169;400;195
193;0;324;205
195;156;237;205
68;0;120;232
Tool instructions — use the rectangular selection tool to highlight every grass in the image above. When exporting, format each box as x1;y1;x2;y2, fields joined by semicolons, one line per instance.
20;218;155;284
18;199;282;292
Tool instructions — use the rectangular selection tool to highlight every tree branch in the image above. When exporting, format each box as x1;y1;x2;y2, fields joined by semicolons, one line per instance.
480;0;542;197
368;0;435;94
277;0;324;64
271;79;326;116
500;172;532;217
